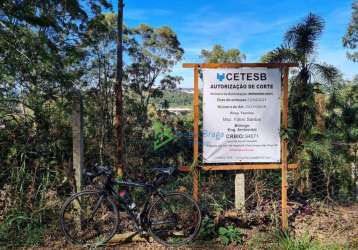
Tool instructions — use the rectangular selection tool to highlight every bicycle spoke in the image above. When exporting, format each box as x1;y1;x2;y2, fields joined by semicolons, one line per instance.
147;192;201;247
60;191;118;245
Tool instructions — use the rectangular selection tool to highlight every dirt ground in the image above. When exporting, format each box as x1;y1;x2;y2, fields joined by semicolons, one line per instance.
292;202;358;246
27;202;358;250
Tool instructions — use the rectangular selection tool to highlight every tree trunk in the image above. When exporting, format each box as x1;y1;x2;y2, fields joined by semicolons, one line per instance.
115;0;124;177
315;93;326;131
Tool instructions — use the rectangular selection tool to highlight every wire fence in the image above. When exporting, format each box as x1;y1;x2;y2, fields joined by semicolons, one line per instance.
175;160;357;232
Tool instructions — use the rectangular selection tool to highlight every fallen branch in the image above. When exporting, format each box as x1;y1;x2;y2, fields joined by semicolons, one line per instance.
108;231;151;245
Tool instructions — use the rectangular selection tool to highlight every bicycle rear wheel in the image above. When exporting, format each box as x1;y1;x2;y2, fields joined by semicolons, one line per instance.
59;190;118;246
147;192;202;247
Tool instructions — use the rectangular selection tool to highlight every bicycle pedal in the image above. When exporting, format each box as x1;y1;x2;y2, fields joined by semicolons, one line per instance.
134;224;142;232
139;230;148;236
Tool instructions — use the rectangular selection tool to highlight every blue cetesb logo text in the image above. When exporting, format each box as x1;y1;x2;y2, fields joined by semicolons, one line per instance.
216;73;225;81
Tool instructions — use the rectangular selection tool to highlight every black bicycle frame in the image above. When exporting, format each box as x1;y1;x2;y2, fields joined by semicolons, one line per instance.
101;175;169;229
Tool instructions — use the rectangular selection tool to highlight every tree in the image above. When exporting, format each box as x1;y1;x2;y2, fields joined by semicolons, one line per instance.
119;24;184;177
0;0;112;91
115;0;125;177
126;24;184;111
343;0;358;62
77;17;184;178
82;13;117;166
325;78;358;200
261;13;339;152
0;0;112;220
261;13;344;199
200;45;245;63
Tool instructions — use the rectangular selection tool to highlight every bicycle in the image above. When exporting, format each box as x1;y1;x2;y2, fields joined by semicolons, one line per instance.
59;165;202;247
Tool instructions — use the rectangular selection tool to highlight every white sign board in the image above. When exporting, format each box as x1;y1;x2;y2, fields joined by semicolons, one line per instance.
202;68;281;163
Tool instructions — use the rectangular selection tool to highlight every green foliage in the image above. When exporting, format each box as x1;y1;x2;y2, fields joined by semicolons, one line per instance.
274;232;349;250
260;13;357;203
292;79;357;202
152;89;193;108
0;209;45;248
343;0;358;61
200;44;246;63
247;231;350;250
197;216;217;240
276;233;319;250
200;173;236;215
218;225;244;246
126;24;184;109
262;13;340;156
0;1;357;247
261;46;297;63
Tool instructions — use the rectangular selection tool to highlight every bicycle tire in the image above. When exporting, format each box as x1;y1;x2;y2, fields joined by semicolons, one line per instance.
147;192;202;247
59;190;118;246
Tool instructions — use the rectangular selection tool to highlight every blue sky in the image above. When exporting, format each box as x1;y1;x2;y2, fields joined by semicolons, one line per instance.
110;0;357;87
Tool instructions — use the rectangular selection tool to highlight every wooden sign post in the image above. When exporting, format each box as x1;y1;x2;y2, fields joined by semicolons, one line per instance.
181;63;298;231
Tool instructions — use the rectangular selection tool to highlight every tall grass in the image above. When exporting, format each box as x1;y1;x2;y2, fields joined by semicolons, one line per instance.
0;209;45;248
247;231;350;250
274;232;349;250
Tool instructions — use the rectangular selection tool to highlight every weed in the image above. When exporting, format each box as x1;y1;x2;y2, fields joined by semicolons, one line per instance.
218;225;244;246
274;231;350;250
197;216;217;240
0;209;44;248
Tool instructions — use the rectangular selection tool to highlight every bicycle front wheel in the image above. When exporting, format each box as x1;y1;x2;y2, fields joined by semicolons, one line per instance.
59;190;118;246
147;192;202;247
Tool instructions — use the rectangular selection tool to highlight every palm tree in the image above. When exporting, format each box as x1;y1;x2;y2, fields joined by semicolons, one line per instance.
263;13;343;199
262;13;339;156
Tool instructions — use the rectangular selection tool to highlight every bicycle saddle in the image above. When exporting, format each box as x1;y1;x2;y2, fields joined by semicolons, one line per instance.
152;166;175;175
85;165;113;178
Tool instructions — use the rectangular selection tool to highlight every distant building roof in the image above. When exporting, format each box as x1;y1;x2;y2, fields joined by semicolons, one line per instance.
161;107;192;114
177;87;202;93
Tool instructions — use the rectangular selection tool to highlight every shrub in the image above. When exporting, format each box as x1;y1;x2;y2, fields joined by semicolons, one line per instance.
218;225;244;246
